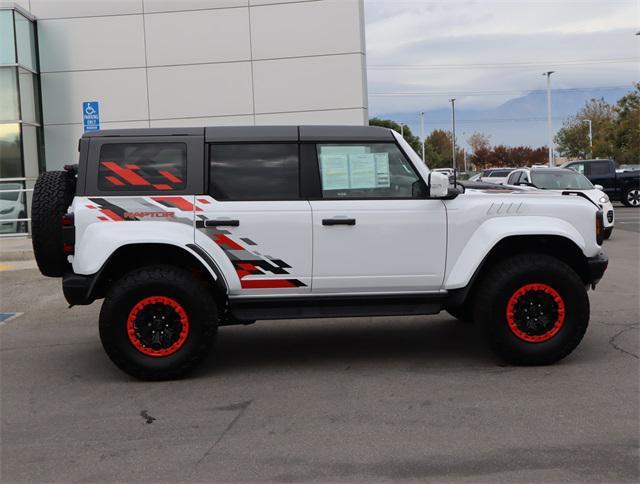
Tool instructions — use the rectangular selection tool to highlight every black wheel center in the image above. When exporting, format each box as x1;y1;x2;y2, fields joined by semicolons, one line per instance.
133;303;183;350
512;290;559;336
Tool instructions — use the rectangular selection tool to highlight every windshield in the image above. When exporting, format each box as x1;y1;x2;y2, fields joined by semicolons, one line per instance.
0;184;21;202
488;170;510;177
531;171;594;190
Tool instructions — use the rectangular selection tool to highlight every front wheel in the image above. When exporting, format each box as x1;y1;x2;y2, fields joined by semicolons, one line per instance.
474;254;589;365
621;187;640;207
99;265;218;380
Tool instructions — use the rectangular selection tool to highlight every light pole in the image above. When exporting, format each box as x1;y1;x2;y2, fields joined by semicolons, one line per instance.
583;119;592;158
543;71;555;166
420;112;425;163
450;98;456;170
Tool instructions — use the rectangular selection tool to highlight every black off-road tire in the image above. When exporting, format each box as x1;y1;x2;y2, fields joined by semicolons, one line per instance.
621;186;640;207
603;227;613;240
31;171;76;276
99;265;218;381
474;254;589;366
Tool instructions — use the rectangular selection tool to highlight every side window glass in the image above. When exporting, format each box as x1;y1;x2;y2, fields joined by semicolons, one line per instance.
98;143;187;191
209;144;299;201
316;143;421;199
508;172;520;184
590;162;610;175
568;163;585;175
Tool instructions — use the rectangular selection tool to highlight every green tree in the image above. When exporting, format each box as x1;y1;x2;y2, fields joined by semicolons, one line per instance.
554;97;615;159
369;117;422;154
424;129;465;169
611;83;640;164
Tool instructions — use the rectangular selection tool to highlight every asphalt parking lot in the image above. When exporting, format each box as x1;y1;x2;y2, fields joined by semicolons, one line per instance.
1;208;638;483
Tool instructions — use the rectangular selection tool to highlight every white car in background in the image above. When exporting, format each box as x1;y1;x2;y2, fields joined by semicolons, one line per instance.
479;168;515;185
507;167;615;239
0;183;27;234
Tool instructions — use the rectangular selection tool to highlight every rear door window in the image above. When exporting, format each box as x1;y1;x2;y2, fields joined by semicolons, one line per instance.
98;143;187;191
590;161;610;175
209;144;299;200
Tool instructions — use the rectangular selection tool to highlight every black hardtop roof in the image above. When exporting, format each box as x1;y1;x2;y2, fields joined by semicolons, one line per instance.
81;125;394;142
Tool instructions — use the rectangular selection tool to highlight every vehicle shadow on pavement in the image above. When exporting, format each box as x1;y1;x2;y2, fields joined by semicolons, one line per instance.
192;315;498;378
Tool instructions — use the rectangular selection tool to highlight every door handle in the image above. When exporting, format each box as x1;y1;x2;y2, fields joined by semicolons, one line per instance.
322;218;356;226
204;219;240;227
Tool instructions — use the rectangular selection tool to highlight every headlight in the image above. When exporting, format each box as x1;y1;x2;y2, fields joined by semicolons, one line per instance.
599;194;609;204
0;207;12;215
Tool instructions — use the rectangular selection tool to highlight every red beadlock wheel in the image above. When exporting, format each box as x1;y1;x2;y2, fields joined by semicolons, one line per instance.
506;283;566;343
126;296;190;357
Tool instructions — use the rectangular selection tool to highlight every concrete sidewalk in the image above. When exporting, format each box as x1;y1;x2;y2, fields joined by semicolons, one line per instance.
0;237;34;262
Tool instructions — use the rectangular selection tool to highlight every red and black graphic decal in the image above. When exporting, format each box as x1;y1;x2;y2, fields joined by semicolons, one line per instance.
100;161;184;191
88;198;136;221
151;196;202;212
196;217;306;289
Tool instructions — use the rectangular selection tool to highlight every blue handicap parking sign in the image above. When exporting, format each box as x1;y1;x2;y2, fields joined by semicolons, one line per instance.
82;101;100;132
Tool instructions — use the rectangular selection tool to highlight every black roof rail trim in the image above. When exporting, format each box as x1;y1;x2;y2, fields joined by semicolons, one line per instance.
82;128;205;138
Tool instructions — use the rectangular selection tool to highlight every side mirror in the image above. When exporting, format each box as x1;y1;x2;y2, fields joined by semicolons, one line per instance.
428;172;450;198
594;184;604;191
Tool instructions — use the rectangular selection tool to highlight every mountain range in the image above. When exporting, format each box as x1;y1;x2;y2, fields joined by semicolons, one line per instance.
375;87;631;149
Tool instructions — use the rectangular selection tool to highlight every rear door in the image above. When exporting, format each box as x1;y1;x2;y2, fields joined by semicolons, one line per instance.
307;141;447;294
196;141;312;295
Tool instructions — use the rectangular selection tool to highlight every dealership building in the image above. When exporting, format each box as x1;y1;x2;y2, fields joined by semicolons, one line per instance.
0;0;368;234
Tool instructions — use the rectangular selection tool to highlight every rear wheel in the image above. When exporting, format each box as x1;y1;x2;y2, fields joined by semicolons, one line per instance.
603;227;613;240
474;254;589;365
446;305;474;323
99;265;218;380
621;187;640;207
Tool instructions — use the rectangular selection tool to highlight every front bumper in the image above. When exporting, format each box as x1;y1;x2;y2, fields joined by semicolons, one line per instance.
586;252;608;287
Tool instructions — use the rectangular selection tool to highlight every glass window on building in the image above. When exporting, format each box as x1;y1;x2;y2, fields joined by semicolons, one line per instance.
0;6;44;235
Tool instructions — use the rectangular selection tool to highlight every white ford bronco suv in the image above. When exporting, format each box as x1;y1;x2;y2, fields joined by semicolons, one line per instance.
31;126;608;380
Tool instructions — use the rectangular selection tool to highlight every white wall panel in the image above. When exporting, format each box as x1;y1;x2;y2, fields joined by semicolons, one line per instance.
250;0;362;59
255;108;365;125
29;0;142;19
145;8;250;66
150;115;253;127
44;121;149;170
249;0;316;5
143;0;247;13
253;54;365;114
38;16;145;72
147;62;253;119
41;69;148;124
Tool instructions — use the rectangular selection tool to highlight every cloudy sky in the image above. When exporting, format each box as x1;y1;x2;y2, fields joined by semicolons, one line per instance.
364;0;639;117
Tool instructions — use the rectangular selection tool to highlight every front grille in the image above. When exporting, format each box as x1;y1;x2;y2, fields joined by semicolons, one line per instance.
607;210;614;223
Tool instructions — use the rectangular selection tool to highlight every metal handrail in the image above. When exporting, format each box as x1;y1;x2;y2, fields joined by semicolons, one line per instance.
0;180;34;238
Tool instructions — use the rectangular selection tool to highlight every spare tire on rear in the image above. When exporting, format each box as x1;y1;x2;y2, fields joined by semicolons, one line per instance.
31;170;76;277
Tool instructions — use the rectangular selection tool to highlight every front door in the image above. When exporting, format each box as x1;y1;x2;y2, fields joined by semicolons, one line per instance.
309;142;447;294
196;143;312;295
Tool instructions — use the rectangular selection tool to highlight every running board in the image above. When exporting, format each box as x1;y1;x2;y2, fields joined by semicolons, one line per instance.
228;294;444;321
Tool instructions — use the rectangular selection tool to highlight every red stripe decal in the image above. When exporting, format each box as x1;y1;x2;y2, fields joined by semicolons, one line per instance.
197;198;211;204
101;161;150;186
152;196;202;211
100;209;124;221
159;170;183;183
213;234;244;250
125;164;140;169
153;184;173;191
105;175;125;186
240;279;297;289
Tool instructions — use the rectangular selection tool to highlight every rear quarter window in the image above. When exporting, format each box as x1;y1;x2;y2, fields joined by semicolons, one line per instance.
98;143;187;191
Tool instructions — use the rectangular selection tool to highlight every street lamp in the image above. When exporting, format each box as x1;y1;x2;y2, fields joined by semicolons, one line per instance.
582;119;593;158
420;111;425;163
543;71;555;166
450;98;456;170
